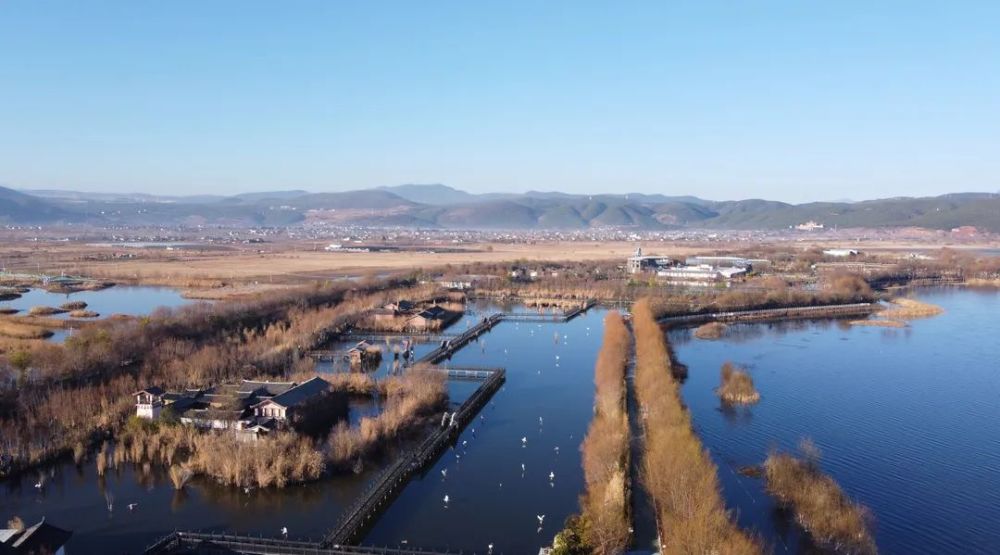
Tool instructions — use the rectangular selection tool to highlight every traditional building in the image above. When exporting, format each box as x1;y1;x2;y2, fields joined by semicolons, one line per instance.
0;518;72;555
133;377;332;436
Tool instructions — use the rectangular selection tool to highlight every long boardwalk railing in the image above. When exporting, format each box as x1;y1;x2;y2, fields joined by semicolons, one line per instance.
658;302;879;327
323;368;505;547
418;313;504;364
145;531;459;554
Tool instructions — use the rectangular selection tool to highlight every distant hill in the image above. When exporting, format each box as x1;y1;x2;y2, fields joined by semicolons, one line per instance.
3;184;1000;231
377;184;479;205
0;185;79;223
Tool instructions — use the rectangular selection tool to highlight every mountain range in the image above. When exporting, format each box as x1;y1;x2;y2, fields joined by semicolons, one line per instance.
3;184;1000;232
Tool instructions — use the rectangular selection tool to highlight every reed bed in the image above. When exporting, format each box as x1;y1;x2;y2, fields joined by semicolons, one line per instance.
327;367;447;469
27;306;68;316
693;321;727;340
633;299;761;555
882;298;943;319
69;309;100;318
716;362;760;405
559;311;631;554
60;301;88;311
764;441;877;554
0;320;53;339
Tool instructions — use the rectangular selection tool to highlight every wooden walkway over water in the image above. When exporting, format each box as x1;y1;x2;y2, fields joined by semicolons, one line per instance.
145;531;460;554
323;367;505;547
658;302;879;327
146;300;597;555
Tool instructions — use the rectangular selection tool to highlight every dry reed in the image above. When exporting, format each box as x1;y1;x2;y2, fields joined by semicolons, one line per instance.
572;311;631;554
764;441;877;554
693;321;727;340
716;362;760;405
633;298;762;555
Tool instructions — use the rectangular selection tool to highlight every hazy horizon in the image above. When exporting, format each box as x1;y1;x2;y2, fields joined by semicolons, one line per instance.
2;1;999;202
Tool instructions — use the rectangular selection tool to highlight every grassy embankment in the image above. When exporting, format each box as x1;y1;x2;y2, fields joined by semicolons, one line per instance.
632;299;762;554
553;312;631;554
764;441;877;554
716;362;760;405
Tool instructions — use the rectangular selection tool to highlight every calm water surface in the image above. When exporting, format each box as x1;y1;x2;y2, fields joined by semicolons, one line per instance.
1;286;192;320
672;288;1000;554
363;306;609;554
1;302;606;554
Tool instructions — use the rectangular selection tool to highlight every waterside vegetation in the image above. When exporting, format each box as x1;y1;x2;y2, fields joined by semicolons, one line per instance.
632;299;762;554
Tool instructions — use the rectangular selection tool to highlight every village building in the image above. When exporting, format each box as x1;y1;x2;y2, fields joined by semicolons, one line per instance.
0;518;72;555
133;377;332;437
823;248;860;257
407;305;450;329
346;340;381;369
656;264;748;285
627;247;677;274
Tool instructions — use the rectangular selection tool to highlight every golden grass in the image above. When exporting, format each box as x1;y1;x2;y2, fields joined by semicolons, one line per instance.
764;441;877;554
716;362;760;405
60;301;88;311
633;299;762;555
69;309;100;318
882;298;944;319
693;321;727;340
575;311;631;554
0;319;54;339
28;306;68;316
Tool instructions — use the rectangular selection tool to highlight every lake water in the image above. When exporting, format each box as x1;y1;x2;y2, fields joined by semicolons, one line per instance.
5;289;997;554
0;286;192;320
671;287;1000;554
362;305;610;554
0;301;609;554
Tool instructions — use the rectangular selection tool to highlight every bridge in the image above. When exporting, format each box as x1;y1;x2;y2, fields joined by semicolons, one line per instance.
417;313;504;364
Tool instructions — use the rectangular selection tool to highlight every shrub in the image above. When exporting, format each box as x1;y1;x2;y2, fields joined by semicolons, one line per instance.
693;321;727;340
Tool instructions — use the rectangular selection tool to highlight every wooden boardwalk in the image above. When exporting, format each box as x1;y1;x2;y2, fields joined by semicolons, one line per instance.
145;531;460;554
323;368;505;547
658;302;879;327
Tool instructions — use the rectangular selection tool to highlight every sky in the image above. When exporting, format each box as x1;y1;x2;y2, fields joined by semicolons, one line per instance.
1;1;999;203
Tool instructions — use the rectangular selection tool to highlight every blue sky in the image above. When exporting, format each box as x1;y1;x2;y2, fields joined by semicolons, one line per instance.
1;1;998;202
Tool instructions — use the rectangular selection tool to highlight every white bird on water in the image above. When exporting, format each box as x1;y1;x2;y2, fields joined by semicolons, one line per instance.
549;471;555;481
554;446;560;454
33;482;42;489
537;515;545;525
462;440;468;447
521;436;527;446
280;526;288;538
128;503;138;511
443;494;450;505
441;469;447;478
521;463;526;473
488;543;494;554
538;416;543;426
